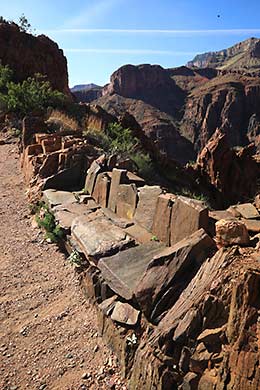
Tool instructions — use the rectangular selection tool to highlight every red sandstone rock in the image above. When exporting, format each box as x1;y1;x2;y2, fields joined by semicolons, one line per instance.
135;229;216;322
215;218;250;247
170;196;209;245
0;22;69;94
195;130;260;206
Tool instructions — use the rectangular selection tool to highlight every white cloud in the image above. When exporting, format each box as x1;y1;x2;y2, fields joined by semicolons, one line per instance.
64;0;123;28
64;48;196;55
40;28;260;36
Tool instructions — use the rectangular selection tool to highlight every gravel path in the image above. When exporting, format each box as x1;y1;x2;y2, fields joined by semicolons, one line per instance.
0;143;125;390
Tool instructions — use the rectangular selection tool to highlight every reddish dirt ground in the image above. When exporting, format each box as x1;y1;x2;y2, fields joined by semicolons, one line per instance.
0;142;126;390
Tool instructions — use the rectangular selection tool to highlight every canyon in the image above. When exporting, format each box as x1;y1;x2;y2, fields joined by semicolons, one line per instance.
0;22;260;390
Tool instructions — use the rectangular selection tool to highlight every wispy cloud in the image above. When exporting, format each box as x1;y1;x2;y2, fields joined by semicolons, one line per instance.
64;0;123;28
40;28;260;36
64;48;196;55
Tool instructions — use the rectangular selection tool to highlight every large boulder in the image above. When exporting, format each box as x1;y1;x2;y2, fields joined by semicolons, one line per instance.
98;241;164;300
170;196;209;245
135;229;216;322
215;218;250;247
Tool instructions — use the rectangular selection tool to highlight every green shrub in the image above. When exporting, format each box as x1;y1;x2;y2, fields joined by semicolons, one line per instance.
131;152;156;181
0;64;13;92
36;206;64;243
105;122;139;154
83;128;110;150
0;65;66;117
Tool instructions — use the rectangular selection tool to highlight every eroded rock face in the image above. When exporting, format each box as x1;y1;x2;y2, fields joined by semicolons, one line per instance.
102;64;185;117
195;130;260;206
180;73;260;152
187;37;260;71
96;93;196;165
0;22;69;94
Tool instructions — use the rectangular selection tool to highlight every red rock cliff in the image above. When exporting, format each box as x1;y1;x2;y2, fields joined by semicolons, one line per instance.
0;23;70;94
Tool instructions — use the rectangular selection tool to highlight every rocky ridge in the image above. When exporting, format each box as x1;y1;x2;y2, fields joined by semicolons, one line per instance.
0;22;70;94
187;37;260;72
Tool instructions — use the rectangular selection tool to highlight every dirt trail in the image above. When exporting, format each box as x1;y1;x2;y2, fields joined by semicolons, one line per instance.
0;143;125;390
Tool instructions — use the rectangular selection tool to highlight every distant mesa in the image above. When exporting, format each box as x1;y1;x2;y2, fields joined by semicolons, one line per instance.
71;83;103;103
70;83;102;93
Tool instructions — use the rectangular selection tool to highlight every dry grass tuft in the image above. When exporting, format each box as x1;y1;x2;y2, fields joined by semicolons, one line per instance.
47;109;80;133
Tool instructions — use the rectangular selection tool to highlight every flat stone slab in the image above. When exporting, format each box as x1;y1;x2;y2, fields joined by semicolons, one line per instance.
42;189;77;208
116;184;138;220
102;208;134;229
98;241;164;300
92;172;111;208
108;169;128;212
85;161;102;195
127;172;145;187
111;302;140;326
209;210;233;221
152;193;176;245
124;224;155;244
235;203;259;219
71;214;135;261
53;202;99;230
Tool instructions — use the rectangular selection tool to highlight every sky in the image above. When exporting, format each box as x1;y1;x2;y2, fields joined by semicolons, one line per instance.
1;0;260;87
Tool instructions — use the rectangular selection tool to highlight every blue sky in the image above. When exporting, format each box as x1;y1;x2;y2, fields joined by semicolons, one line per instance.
1;0;260;87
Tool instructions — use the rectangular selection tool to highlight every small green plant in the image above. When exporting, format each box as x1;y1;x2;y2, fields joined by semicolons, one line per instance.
29;200;46;215
36;205;64;243
179;188;209;204
151;235;159;242
0;64;13;92
10;127;21;137
105;122;139;154
68;250;84;268
131;152;156;181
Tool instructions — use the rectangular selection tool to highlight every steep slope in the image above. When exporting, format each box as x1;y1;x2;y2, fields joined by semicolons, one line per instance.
0;22;70;94
180;72;260;151
96;93;195;165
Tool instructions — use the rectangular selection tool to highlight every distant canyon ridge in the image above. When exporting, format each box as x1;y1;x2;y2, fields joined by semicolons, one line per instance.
72;37;260;165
